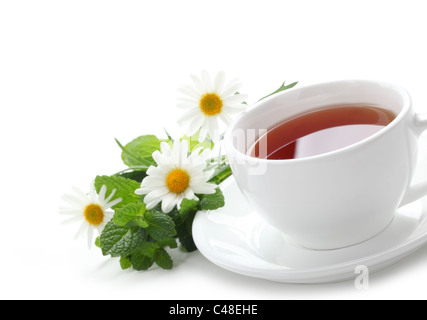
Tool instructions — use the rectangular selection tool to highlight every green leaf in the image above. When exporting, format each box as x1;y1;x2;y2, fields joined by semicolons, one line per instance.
100;221;143;257
95;176;141;209
154;248;173;270
156;238;178;249
139;241;159;258
199;188;225;211
118;135;165;167
179;235;198;253
114;202;147;228
120;257;132;270
131;251;154;271
95;237;101;248
145;209;177;241
174;202;199;252
116;170;147;183
179;199;199;220
258;81;298;102
181;131;214;151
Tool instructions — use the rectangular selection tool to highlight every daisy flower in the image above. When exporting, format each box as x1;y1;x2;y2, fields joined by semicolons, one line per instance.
59;183;122;248
177;71;248;143
135;139;217;213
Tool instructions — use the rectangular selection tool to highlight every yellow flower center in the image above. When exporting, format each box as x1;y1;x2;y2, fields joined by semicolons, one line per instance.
200;93;223;116
166;169;190;194
84;204;105;226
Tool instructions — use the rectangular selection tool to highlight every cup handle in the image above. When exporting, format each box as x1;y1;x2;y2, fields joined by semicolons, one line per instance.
400;113;427;207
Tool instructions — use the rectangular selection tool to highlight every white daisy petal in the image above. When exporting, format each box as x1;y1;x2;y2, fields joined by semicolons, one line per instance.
140;176;166;188
187;115;205;137
201;70;213;92
178;107;201;125
104;197;123;210
223;94;248;105
135;186;156;195
61;215;84;225
192;183;217;195
89;183;98;203
87;227;94;249
223;105;247;114
221;77;242;97
59;208;82;216
198;127;209;143
190;174;214;187
175;194;187;210
207;117;220;143
190;146;209;161
104;188;117;204
162;194;178;214
98;185;107;204
199;148;212;161
178;86;200;100
152;150;171;168
184;188;199;202
180;140;189;163
190;169;215;182
74;221;88;240
172;139;188;166
72;187;89;200
187;163;206;176
139;174;167;189
146;199;161;210
213;71;226;93
218;113;234;126
177;97;198;105
190;74;204;95
104;211;114;220
160;142;173;157
177;103;195;110
62;194;86;209
144;188;170;204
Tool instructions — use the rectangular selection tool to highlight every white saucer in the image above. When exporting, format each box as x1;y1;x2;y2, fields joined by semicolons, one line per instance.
193;176;427;284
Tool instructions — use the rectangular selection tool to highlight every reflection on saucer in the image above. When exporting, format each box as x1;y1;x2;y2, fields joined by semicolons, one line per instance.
193;177;427;284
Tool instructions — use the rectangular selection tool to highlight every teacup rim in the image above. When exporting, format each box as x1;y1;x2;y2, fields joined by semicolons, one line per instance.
225;79;412;164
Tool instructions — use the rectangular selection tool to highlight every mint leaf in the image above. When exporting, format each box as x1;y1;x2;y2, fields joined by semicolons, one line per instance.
131;251;154;271
175;202;198;252
199;188;225;211
258;81;298;102
120;257;132;270
154;248;173;270
95;176;140;209
145;209;176;241
179;235;198;253
114;202;147;228
118;135;165;167
117;170;147;183
179;199;199;220
100;221;143;257
139;241;159;258
157;238;178;249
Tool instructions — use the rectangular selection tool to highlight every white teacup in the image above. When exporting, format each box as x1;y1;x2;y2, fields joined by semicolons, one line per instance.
224;80;427;250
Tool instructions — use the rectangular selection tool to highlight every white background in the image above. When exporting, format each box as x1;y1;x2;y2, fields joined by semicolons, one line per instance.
1;0;427;300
